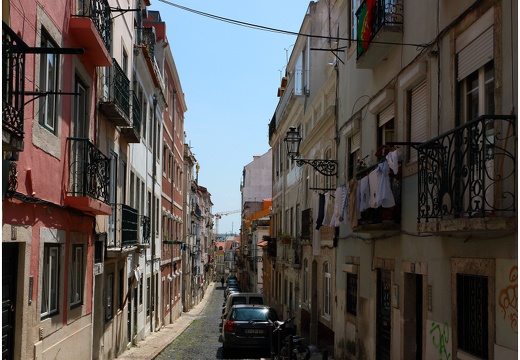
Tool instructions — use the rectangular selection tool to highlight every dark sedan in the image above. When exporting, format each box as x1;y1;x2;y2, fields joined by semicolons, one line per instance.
220;305;278;357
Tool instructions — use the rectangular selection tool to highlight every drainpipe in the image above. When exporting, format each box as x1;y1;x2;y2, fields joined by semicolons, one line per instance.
151;93;158;333
170;90;176;324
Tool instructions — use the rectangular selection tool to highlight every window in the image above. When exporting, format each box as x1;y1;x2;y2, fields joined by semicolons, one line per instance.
323;262;331;317
458;62;494;124
73;77;88;138
350;0;362;47
348;132;361;179
346;272;358;316
303;259;309;303
38;30;59;133
406;80;427;162
457;274;488;358
70;245;83;307
41;244;60;318
105;273;114;321
119;268;124;310
377;106;395;151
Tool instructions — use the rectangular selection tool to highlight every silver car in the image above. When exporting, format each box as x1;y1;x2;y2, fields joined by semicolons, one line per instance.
221;304;278;356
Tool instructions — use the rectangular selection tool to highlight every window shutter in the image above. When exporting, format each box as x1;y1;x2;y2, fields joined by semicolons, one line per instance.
457;26;493;81
378;105;394;127
410;81;427;162
350;132;360;153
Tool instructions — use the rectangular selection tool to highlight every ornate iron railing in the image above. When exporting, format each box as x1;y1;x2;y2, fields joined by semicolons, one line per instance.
141;27;155;61
140;215;150;244
417;115;516;222
2;22;25;139
121;204;139;247
130;90;141;134
74;0;111;51
67;137;110;203
103;58;130;117
356;0;403;59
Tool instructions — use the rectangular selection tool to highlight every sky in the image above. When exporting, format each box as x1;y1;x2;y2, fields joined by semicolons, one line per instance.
149;0;312;235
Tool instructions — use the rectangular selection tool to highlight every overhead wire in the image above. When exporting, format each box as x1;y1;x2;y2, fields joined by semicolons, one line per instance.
157;0;429;48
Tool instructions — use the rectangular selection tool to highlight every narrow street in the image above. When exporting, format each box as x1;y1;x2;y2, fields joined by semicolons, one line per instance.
154;283;271;360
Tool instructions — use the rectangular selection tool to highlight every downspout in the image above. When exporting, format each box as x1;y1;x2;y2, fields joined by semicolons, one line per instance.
151;93;158;333
170;90;176;324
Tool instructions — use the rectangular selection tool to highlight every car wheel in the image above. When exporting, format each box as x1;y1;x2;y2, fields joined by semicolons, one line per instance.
222;345;231;358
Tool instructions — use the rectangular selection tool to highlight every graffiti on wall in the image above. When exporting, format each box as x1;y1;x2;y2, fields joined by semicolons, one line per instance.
429;322;451;360
498;265;518;334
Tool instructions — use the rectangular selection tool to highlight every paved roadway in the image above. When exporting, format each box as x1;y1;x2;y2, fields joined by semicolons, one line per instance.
154;283;271;360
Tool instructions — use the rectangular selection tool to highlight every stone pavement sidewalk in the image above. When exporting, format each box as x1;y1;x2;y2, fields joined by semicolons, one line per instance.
117;282;216;360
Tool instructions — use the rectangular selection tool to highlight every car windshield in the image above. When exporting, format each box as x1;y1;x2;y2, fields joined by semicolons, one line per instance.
231;308;278;322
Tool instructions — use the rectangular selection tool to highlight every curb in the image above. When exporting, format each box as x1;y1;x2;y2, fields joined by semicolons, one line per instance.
117;282;216;360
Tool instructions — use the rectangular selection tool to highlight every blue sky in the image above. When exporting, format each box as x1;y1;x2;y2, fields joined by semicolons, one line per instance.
150;0;311;234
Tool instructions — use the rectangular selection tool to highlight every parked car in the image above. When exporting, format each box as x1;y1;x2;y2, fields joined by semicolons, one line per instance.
220;304;278;356
222;293;266;323
225;286;240;299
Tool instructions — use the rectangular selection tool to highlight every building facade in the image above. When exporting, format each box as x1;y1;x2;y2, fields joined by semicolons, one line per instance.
2;1;203;359
267;0;517;359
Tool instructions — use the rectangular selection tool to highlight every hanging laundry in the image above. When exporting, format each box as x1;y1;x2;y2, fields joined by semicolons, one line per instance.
316;193;325;229
386;148;400;174
323;191;334;226
368;168;379;208
349;178;360;228
330;185;348;227
376;161;396;208
358;175;370;212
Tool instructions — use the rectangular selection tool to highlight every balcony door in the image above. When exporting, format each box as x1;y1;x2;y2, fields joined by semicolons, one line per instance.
108;151;118;246
457;21;495;214
70;77;89;195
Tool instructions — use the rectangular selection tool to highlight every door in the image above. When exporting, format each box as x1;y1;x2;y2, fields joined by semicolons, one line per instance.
376;269;391;360
403;273;423;360
127;278;132;344
2;243;18;360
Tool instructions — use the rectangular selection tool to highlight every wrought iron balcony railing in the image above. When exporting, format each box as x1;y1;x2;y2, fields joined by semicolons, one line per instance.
73;0;111;51
99;58;130;125
417;115;516;222
121;204;139;247
131;90;141;131
2;22;26;151
121;90;141;142
140;215;151;244
67;137;110;203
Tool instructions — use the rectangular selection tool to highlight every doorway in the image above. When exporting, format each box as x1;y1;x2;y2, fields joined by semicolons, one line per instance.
2;243;18;360
376;269;391;360
403;273;424;360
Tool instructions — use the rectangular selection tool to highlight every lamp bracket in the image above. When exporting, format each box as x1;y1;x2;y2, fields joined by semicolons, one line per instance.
294;158;338;177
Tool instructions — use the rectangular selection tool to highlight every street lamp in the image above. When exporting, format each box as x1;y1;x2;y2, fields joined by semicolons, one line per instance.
284;126;337;176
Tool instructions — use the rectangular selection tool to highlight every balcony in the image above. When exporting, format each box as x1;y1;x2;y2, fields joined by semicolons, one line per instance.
417;115;516;234
356;0;403;69
69;0;111;66
99;59;131;126
65;138;111;215
2;22;25;152
137;215;151;249
141;27;165;90
106;204;139;257
353;161;401;232
120;90;141;143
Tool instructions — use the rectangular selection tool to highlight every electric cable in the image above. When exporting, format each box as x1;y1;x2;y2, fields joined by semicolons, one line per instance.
157;0;429;48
